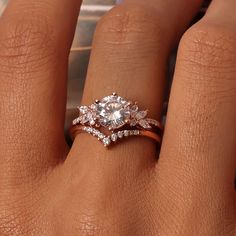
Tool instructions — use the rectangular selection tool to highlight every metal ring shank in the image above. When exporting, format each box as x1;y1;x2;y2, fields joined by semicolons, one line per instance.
70;125;162;145
139;130;161;143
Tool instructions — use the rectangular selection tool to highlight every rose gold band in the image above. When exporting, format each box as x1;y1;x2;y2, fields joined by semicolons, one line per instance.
139;130;162;143
70;125;162;147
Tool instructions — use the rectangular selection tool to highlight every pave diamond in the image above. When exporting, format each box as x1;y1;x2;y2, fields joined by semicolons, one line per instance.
98;133;105;139
111;133;118;142
103;137;111;147
133;130;140;135
118;131;123;138
96;95;130;130
138;119;152;129
79;106;88;114
124;130;129;137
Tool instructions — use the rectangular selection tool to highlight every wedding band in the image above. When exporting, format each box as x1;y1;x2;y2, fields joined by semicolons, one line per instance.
70;125;161;147
70;93;163;147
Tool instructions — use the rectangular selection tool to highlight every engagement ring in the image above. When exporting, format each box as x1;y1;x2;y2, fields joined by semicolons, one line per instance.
70;93;163;147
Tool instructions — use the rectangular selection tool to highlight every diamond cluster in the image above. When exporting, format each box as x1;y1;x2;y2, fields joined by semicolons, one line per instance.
73;94;158;130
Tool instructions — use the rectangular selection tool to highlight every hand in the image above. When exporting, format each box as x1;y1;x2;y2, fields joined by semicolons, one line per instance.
0;0;235;235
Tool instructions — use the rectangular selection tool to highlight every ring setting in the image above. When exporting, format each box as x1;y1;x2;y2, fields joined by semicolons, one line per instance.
70;93;163;147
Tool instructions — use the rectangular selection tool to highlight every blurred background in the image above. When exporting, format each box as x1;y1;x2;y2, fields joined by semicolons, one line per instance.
0;0;211;128
0;0;117;109
68;0;116;109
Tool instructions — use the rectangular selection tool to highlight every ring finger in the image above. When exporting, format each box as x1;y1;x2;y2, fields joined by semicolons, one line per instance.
66;0;203;171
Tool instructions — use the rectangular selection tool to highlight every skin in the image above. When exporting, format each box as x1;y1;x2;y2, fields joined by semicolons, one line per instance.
0;0;235;235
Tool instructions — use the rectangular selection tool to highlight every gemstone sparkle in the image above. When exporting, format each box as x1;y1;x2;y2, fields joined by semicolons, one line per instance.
103;137;111;147
96;95;130;130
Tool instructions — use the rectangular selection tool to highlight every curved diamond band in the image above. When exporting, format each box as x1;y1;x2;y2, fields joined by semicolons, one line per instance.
70;125;162;147
70;93;163;147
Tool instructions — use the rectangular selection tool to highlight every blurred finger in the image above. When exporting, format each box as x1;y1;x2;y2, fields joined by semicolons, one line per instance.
0;0;82;182
157;0;236;232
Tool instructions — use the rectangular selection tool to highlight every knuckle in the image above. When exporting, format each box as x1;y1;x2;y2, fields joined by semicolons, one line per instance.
0;15;56;74
178;23;236;106
179;24;236;74
95;4;164;49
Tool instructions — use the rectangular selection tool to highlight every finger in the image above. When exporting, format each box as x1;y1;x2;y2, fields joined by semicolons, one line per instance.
157;0;236;224
0;1;81;181
67;1;203;176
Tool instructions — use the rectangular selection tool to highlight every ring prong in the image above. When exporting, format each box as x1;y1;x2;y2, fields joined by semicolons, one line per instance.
112;92;117;96
95;99;99;103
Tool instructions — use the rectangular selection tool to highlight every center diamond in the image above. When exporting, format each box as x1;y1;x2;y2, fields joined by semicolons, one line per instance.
96;95;130;129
